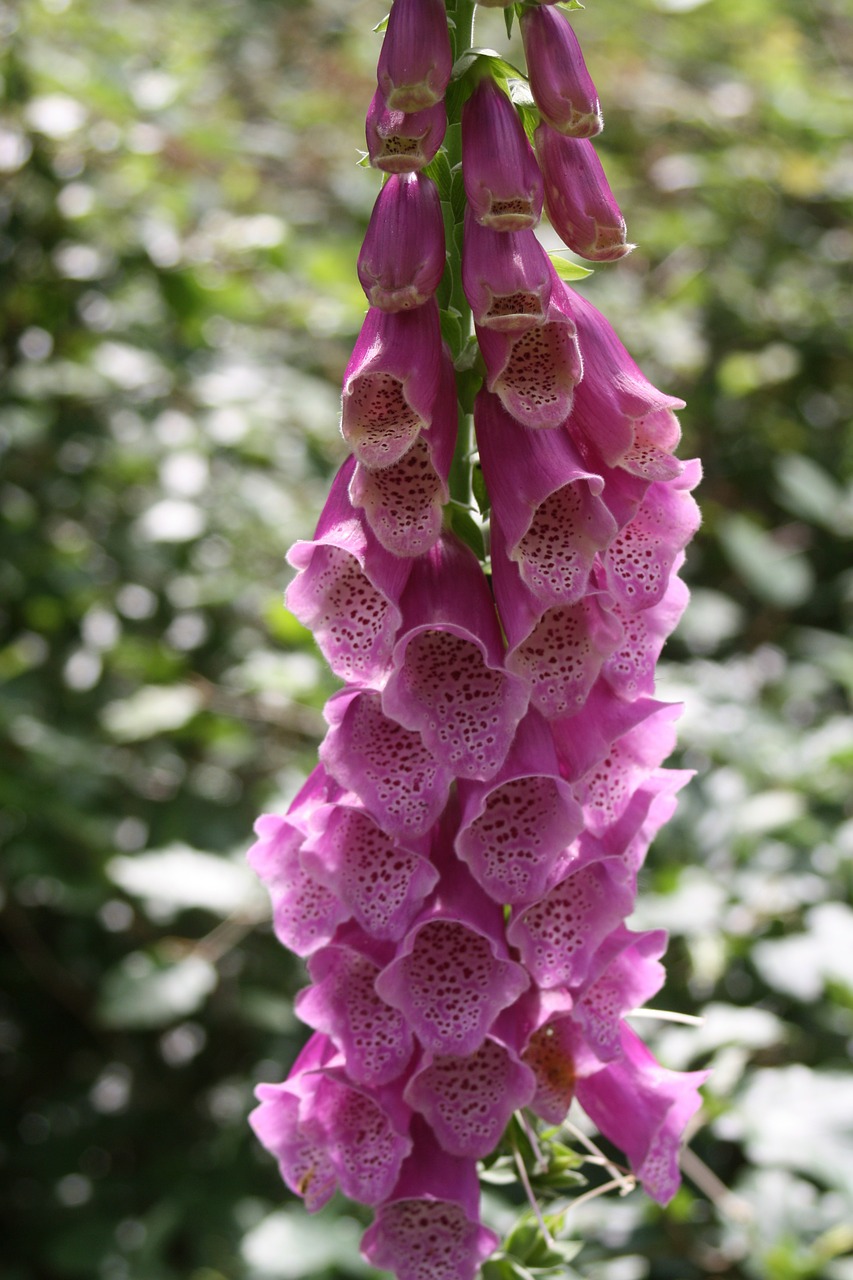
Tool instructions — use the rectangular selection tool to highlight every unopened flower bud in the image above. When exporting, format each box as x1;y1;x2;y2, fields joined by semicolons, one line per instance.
358;173;446;311
521;6;603;138
462;77;543;231
377;0;453;113
366;89;447;173
462;208;552;331
536;124;634;261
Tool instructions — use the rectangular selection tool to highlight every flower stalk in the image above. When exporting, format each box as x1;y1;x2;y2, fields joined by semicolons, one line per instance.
249;5;708;1278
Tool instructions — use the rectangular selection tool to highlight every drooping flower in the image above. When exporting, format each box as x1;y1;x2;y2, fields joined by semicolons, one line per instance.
341;300;443;470
358;172;446;311
462;76;543;231
536;123;634;262
521;5;603;138
366;89;447;173
462;209;553;331
377;0;453;113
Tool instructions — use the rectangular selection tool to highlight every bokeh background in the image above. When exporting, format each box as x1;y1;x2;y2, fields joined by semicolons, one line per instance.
2;0;852;1276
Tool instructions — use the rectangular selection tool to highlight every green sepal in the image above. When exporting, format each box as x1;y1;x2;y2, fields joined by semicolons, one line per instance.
373;14;389;34
448;503;486;562
548;254;594;282
505;1212;583;1272
477;1152;516;1185
504;6;515;38
557;0;586;11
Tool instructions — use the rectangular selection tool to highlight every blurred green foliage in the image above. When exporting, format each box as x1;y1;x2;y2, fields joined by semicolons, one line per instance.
1;0;851;1278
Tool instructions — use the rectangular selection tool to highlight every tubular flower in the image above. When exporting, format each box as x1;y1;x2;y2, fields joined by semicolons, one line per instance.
358;172;446;311
366;88;447;173
462;76;543;230
536;123;635;262
377;0;453;113
250;3;708;1275
521;5;603;138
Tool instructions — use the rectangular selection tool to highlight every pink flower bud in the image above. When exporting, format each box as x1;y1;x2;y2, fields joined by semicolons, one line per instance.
462;208;552;331
521;6;603;138
366;89;446;173
536;123;634;261
358;172;446;311
377;0;453;113
462;77;543;230
341;300;442;470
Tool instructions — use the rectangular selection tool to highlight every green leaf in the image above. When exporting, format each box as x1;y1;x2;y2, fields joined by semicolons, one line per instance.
548;254;594;281
423;148;454;204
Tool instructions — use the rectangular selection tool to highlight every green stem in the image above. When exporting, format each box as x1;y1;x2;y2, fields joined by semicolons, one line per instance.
446;0;478;511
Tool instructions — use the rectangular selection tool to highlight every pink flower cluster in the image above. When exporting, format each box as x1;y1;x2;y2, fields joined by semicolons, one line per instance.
249;4;708;1278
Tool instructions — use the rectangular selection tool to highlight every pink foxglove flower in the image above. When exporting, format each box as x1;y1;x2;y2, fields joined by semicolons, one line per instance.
361;1123;499;1280
454;708;583;906
475;387;616;607
341;300;442;470
462;76;543;230
576;1025;709;1205
521;5;603;138
404;1031;536;1158
366;88;447;173
476;279;583;429
377;0;453;113
536;123;634;261
382;533;529;781
285;456;411;686
566;286;686;478
358;172;446;311
349;345;457;557
462;209;552;331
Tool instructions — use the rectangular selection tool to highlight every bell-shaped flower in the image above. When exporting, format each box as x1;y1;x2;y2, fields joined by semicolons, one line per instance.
599;461;701;614
491;519;623;720
382;533;529;781
567;701;683;834
349;346;457;558
602;559;690;698
296;926;416;1087
301;792;438;943
377;0;453;113
475;388;616;608
462;210;552;332
253;1035;414;1209
320;688;453;838
285;456;412;687
454;707;583;906
249;1032;341;1211
376;847;530;1057
358;172;446;311
521;5;603;138
366;89;447;173
573;925;668;1064
404;1029;536;1158
462;76;543;230
565;287;686;477
248;767;350;957
536;124;633;262
477;273;583;429
576;1023;708;1204
506;857;635;990
550;680;674;784
341;299;442;470
361;1121;499;1280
